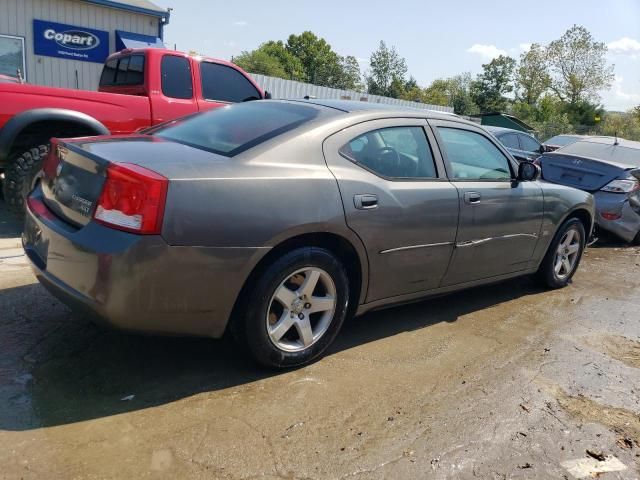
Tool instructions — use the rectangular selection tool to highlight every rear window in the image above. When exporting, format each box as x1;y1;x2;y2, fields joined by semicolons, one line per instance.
154;102;323;156
201;62;261;102
559;141;640;166
99;54;145;86
546;135;580;147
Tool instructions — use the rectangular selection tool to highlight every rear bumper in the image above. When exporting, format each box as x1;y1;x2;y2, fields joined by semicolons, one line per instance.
23;189;268;337
593;191;640;243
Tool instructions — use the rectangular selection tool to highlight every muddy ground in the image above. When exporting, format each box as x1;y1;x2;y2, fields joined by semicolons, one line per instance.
1;201;639;479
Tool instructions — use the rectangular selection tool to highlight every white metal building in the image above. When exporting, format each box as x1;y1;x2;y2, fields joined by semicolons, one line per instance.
0;0;169;90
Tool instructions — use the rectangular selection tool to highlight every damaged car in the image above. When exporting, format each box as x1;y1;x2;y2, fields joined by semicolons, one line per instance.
538;136;640;244
23;100;594;368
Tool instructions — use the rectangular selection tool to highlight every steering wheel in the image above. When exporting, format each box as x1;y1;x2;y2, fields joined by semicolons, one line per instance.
373;146;401;176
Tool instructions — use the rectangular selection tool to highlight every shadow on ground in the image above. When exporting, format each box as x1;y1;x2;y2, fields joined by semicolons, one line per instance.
0;275;543;432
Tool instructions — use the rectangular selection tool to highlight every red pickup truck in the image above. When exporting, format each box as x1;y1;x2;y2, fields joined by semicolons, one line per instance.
0;48;267;212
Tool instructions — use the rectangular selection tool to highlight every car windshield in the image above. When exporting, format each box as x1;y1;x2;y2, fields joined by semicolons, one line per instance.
559;140;640;166
154;102;323;156
546;135;581;146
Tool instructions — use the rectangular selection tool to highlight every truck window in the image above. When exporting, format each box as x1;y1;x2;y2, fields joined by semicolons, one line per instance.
200;62;261;103
161;55;193;99
99;55;145;87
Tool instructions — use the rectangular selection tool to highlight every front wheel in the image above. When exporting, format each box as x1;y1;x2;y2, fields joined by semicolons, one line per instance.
536;218;586;289
236;247;350;368
2;145;48;214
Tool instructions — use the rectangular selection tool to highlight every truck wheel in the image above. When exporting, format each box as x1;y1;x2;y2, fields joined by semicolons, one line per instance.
2;145;48;214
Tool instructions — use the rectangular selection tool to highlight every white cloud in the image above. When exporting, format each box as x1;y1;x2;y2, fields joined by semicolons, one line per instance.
233;21;248;27
519;43;532;52
223;40;236;47
607;37;640;55
612;76;640;103
466;44;507;60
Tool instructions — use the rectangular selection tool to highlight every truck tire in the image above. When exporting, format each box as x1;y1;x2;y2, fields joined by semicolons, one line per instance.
2;145;48;214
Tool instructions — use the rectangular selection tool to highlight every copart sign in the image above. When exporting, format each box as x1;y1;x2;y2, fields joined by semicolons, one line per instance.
33;20;109;63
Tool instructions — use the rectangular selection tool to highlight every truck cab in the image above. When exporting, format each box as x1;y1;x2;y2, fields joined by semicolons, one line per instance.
98;48;266;123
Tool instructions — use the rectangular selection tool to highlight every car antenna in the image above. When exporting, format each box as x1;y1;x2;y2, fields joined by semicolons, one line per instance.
614;131;619;146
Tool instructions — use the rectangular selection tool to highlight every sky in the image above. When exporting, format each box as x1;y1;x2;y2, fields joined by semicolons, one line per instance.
153;0;640;111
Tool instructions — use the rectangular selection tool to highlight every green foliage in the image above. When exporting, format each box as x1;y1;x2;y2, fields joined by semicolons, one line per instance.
366;41;408;98
600;111;640;141
546;25;614;105
233;42;304;80
470;55;516;113
515;44;550;105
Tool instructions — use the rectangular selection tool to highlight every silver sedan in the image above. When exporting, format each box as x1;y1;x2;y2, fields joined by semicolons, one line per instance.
23;100;595;368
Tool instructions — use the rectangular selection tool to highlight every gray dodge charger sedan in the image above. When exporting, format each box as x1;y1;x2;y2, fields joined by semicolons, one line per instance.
23;100;595;368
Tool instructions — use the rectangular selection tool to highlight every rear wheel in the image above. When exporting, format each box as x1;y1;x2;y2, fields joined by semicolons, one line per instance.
2;145;48;214
536;217;586;288
236;247;350;368
633;230;640;246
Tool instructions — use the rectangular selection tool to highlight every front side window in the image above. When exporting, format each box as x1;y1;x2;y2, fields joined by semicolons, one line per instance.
437;127;512;180
0;34;26;79
339;126;437;179
201;62;261;102
500;133;520;150
161;55;193;99
154;102;322;156
519;134;541;152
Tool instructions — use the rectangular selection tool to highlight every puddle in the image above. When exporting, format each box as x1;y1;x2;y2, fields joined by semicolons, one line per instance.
584;335;640;369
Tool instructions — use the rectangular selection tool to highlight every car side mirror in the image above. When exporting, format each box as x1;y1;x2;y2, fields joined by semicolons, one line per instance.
264;91;272;99
539;145;546;154
517;161;541;182
630;168;640;181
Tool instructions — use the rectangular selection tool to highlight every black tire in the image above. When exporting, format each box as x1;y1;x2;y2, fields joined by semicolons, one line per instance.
235;247;350;369
632;231;640;246
536;217;586;289
2;145;48;214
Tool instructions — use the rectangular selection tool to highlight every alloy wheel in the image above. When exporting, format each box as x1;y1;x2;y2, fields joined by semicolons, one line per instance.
553;227;582;280
266;267;337;352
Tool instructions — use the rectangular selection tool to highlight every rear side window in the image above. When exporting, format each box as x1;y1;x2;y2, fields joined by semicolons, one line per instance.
340;126;437;179
201;62;261;102
154;102;322;156
161;55;193;99
437;127;512;180
99;55;145;86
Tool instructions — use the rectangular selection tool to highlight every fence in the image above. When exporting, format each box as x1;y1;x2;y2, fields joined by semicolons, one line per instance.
249;73;455;113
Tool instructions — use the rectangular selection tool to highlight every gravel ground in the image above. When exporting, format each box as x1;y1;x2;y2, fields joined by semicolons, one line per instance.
0;201;639;479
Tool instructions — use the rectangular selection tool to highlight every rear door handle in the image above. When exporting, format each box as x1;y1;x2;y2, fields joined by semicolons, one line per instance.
354;194;378;210
464;191;481;204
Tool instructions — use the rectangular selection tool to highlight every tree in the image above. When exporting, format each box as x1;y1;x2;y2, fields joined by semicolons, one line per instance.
233;41;305;80
335;55;363;91
546;25;614;105
470;55;516;112
515;43;551;105
285;31;342;86
366;41;408;98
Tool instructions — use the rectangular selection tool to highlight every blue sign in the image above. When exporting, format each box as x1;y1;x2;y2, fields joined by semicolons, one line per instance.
33;20;109;63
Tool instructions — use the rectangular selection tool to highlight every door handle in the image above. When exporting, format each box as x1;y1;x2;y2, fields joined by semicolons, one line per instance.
354;194;378;210
464;191;481;204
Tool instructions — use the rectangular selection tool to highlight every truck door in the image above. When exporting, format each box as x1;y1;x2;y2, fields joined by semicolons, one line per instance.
152;54;199;124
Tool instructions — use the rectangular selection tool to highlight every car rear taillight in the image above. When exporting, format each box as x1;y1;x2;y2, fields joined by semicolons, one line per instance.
94;163;168;234
600;178;640;193
600;211;622;221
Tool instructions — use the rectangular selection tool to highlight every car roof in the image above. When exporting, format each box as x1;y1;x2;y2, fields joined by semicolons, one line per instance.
483;125;529;136
289;98;459;119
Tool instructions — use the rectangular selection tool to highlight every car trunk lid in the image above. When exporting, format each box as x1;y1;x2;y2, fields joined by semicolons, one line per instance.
41;138;109;227
538;153;625;192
